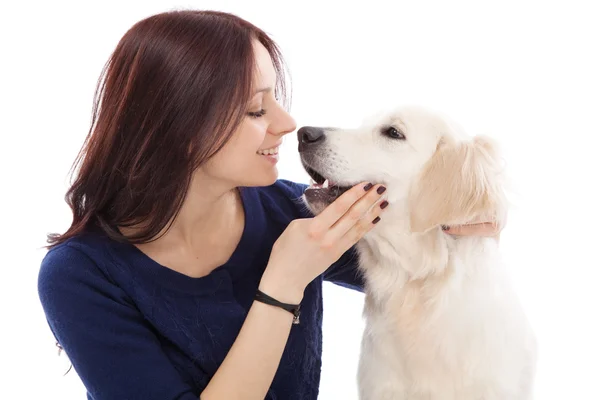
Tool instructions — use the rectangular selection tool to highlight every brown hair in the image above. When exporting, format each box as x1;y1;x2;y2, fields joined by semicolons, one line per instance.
46;10;290;248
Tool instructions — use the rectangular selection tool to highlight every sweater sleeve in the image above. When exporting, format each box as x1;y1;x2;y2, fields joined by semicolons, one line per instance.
323;246;365;292
37;244;200;400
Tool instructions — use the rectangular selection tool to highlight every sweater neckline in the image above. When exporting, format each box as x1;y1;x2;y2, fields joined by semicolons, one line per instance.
117;186;266;294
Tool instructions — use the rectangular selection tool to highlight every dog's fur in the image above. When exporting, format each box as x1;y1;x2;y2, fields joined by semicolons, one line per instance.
300;106;537;400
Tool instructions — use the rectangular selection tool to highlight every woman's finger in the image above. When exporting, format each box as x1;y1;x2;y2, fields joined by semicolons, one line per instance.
326;184;387;241
444;222;500;236
312;182;374;230
339;198;388;249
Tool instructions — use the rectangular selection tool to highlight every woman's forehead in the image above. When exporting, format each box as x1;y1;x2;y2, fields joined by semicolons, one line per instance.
252;41;276;90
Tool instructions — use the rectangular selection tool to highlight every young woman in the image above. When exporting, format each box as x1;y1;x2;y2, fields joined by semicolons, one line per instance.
38;10;500;400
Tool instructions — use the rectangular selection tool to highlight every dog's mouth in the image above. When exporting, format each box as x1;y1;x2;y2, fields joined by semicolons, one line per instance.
303;163;354;204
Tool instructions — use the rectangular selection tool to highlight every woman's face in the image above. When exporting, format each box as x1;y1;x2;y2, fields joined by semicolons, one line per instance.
200;40;296;188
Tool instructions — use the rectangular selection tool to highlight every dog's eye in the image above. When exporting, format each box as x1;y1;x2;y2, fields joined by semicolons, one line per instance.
382;126;406;140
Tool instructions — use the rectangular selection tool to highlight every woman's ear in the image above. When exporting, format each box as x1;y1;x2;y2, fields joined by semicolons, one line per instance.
408;135;507;234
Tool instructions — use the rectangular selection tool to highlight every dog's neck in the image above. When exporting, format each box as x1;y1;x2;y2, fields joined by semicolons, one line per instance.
357;202;495;307
360;206;450;275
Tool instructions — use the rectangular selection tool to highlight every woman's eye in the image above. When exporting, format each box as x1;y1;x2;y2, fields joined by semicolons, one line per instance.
248;109;267;118
381;126;406;140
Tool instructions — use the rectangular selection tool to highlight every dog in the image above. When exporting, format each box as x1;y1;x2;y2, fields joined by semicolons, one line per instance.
298;106;537;400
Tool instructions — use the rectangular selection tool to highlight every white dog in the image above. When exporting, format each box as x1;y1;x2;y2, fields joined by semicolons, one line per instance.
298;106;537;400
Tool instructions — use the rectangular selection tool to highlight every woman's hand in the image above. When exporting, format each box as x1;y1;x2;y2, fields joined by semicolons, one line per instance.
443;221;501;237
260;182;388;303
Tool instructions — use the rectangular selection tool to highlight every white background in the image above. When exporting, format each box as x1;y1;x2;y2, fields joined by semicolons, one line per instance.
2;0;599;399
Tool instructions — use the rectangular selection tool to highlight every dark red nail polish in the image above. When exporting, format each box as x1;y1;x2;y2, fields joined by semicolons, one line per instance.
364;183;374;191
372;216;381;224
380;201;389;209
377;186;387;194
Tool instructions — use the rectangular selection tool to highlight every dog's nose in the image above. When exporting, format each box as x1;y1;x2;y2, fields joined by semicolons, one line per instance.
298;126;325;150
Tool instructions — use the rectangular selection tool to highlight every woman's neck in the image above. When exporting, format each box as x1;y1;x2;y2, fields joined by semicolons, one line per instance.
121;174;246;277
166;182;241;247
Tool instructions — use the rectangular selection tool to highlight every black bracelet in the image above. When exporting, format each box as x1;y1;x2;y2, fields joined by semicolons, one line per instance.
254;289;301;325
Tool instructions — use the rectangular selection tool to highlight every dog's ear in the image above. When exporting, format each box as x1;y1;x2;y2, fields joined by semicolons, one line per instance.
408;135;507;234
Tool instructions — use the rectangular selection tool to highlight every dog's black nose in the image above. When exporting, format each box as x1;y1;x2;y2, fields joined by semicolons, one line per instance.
298;126;325;151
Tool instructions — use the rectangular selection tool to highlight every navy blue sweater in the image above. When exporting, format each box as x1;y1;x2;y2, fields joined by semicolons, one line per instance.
38;180;364;400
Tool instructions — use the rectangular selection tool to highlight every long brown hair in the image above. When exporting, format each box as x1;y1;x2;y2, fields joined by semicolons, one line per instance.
47;10;290;248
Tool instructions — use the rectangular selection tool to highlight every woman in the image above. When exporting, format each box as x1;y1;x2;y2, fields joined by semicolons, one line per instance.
38;10;499;400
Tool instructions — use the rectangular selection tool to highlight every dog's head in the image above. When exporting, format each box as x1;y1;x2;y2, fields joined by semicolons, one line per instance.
299;106;507;233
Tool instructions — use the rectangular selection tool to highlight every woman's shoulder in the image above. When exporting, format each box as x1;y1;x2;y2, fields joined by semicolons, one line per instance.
41;233;100;270
37;234;131;343
38;234;99;288
38;233;118;297
41;231;117;268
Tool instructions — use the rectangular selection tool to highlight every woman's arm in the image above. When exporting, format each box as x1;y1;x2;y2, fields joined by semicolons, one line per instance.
38;244;201;400
323;247;365;291
200;276;297;400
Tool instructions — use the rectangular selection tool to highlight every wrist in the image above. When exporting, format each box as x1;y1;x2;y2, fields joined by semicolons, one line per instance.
254;289;302;325
259;270;305;305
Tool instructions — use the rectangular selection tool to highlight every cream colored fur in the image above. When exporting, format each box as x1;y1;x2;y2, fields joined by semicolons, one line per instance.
302;106;537;399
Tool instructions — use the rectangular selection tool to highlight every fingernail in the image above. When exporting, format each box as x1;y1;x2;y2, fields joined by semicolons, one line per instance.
372;216;381;224
380;201;389;209
377;186;387;194
441;225;450;231
364;183;374;191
